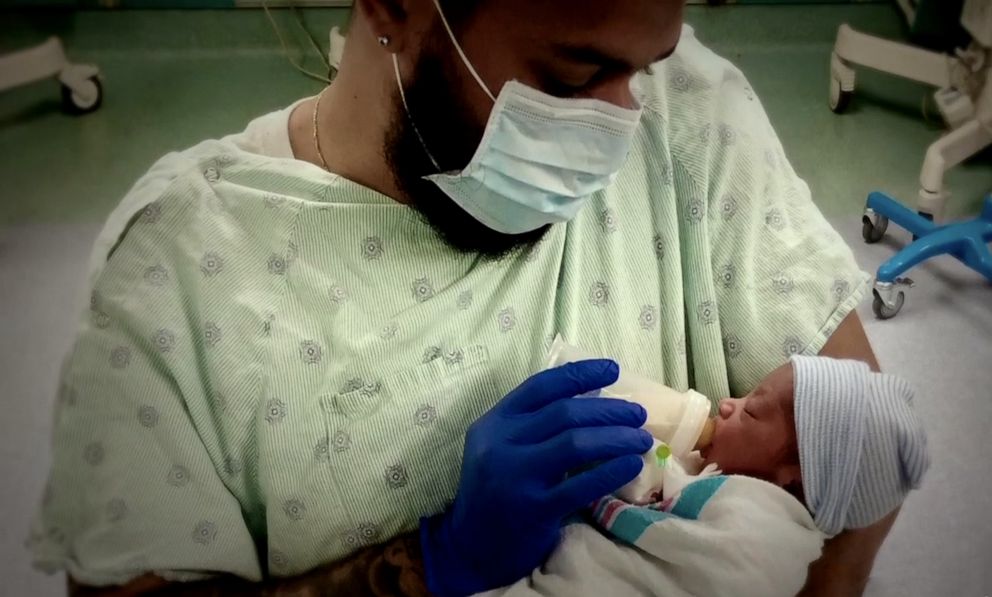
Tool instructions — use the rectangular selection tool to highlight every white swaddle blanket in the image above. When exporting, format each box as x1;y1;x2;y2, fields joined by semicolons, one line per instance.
479;475;824;597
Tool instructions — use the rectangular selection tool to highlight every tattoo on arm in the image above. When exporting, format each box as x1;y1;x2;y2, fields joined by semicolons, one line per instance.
69;531;433;597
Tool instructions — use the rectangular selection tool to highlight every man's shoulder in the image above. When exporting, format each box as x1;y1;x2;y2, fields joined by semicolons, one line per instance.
95;96;302;261
664;26;743;86
113;136;246;215
86;137;291;287
631;24;775;184
637;24;754;126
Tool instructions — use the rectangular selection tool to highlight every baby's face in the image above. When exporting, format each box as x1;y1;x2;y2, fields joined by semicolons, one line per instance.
701;363;800;486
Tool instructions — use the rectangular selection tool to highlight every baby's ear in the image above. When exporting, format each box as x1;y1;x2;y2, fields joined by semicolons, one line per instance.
774;463;802;489
776;463;806;505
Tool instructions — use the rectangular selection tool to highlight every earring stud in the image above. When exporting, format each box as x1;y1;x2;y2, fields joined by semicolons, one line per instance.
377;36;390;46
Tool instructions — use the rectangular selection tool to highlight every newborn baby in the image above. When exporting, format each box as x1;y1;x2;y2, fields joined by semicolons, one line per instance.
485;356;930;597
638;355;930;535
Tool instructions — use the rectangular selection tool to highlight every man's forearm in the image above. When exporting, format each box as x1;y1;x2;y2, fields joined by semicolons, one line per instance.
800;508;899;596
818;311;880;372
69;531;433;597
804;312;889;596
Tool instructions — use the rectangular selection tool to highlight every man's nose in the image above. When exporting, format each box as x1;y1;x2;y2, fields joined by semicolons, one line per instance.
717;398;735;419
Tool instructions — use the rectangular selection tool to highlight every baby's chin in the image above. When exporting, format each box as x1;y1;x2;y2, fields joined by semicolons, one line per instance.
700;443;729;472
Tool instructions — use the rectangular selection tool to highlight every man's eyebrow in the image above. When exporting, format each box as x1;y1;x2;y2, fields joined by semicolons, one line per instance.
552;43;677;71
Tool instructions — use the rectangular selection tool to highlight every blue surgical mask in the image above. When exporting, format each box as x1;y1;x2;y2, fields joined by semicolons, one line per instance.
391;0;643;235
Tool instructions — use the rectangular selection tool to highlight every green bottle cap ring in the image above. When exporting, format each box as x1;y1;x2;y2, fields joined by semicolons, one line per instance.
654;443;671;466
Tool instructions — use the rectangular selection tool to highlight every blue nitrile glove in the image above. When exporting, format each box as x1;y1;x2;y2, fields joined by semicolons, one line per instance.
420;359;651;596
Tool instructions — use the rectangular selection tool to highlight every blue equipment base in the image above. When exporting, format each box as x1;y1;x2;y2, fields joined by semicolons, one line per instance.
865;191;992;284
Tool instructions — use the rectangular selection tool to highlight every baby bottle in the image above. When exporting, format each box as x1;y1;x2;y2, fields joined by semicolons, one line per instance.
545;335;716;457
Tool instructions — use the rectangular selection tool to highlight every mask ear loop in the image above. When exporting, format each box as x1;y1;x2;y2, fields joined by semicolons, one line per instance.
392;53;442;171
429;0;496;103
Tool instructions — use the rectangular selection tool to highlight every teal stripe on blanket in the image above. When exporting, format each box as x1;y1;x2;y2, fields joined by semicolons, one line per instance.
671;476;728;519
611;505;675;543
599;476;729;545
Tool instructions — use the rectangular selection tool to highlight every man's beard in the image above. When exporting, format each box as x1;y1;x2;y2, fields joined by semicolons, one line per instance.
383;33;549;259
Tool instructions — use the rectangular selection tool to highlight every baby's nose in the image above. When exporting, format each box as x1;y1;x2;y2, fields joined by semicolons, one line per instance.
718;398;735;419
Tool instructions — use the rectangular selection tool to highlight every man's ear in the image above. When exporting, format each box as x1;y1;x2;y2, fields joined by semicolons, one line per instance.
355;0;412;52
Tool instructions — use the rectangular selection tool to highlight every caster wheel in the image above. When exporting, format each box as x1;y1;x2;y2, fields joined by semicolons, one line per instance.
61;76;102;115
872;288;904;320
829;77;852;113
862;213;889;243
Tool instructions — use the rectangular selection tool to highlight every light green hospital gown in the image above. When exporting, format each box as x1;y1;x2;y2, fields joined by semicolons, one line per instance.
28;27;868;586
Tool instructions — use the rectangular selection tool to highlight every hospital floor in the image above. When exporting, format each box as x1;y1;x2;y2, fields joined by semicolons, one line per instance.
1;4;990;596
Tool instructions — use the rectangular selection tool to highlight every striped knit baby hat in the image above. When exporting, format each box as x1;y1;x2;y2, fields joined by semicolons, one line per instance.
792;356;929;536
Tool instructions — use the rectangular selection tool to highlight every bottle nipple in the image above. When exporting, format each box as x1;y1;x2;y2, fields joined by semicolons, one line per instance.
694;417;716;451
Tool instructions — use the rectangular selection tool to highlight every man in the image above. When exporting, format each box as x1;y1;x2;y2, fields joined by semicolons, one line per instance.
31;0;896;595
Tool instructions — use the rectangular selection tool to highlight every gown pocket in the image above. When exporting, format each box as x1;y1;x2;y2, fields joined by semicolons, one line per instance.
314;344;496;551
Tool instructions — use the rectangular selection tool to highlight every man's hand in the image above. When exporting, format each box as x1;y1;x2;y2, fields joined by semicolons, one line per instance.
420;359;652;597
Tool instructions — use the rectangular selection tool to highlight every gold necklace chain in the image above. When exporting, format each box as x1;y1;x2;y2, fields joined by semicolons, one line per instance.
312;85;330;170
